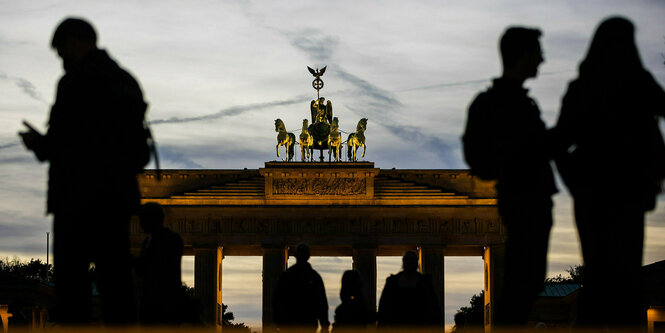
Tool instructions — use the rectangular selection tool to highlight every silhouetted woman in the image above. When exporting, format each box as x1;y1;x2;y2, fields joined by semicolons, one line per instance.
333;270;375;332
553;16;665;328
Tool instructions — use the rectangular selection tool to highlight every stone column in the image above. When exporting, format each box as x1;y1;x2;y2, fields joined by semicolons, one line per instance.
195;246;223;330
484;245;505;331
352;246;377;310
420;246;445;330
262;245;288;331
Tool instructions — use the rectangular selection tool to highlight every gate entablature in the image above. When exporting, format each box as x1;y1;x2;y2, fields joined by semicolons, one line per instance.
139;162;496;206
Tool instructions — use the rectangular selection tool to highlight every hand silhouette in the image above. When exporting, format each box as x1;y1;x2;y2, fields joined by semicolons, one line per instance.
18;121;44;152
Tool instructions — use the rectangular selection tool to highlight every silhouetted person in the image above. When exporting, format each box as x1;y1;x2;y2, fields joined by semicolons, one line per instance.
333;270;376;332
18;17;148;324
462;27;556;327
377;251;442;331
135;202;185;324
553;16;665;329
273;244;330;332
452;312;466;332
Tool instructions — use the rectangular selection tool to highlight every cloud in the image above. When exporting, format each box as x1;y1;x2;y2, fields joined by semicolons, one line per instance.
287;29;339;63
14;77;46;103
335;69;402;108
0;142;20;150
157;145;205;169
0;211;49;256
149;94;311;125
0;72;47;104
0;154;34;165
156;142;272;169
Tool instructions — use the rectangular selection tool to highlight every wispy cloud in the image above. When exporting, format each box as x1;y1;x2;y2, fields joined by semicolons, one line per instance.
157;145;205;169
150;94;310;125
286;29;339;63
0;142;20;150
0;72;47;104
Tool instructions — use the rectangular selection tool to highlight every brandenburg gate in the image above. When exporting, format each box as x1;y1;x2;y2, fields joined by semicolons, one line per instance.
130;162;505;331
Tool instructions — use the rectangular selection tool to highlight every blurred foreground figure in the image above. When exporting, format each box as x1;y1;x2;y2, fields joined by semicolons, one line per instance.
463;26;555;326
19;17;149;324
333;270;376;332
377;251;442;331
273;244;330;332
135;203;185;324
553;16;665;329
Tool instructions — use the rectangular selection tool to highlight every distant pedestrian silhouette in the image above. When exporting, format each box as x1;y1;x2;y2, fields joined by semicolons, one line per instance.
462;26;556;326
135;202;185;324
451;312;466;332
273;244;330;332
377;251;442;331
18;17;149;324
333;270;376;332
553;16;665;328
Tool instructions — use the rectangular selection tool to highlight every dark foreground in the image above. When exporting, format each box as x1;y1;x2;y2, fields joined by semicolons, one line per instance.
2;327;652;333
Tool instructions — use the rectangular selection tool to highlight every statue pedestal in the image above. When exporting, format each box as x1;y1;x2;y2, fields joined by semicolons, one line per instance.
259;162;379;204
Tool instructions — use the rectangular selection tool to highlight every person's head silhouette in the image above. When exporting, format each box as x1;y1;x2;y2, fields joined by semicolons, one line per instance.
454;312;466;329
294;243;310;263
340;270;363;302
139;202;165;234
51;17;98;69
579;16;642;78
500;27;544;83
402;250;419;273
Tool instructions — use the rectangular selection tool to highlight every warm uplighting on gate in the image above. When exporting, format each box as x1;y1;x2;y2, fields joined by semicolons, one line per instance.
648;306;665;333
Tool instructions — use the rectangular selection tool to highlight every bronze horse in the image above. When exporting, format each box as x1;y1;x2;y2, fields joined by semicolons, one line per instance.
299;119;314;161
275;119;295;161
328;117;342;162
347;118;367;162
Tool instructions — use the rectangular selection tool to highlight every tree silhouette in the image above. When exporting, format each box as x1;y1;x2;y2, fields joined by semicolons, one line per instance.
182;285;254;332
544;265;584;284
455;265;585;330
0;257;53;285
455;290;485;328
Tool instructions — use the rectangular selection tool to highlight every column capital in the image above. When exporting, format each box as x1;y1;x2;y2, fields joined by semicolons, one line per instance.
418;244;446;251
193;245;223;252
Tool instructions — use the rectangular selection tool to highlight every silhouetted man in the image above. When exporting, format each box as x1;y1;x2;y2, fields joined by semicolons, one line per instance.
19;17;148;324
135;203;184;324
462;27;556;326
273;244;330;333
377;251;442;331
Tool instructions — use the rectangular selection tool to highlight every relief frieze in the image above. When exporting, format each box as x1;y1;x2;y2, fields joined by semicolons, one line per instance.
272;178;367;196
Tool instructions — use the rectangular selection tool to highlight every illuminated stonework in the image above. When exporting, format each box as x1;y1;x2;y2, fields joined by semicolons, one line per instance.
272;177;366;196
132;162;503;331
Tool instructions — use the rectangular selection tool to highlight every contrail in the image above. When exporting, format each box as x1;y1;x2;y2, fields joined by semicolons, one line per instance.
399;70;573;92
150;94;311;125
